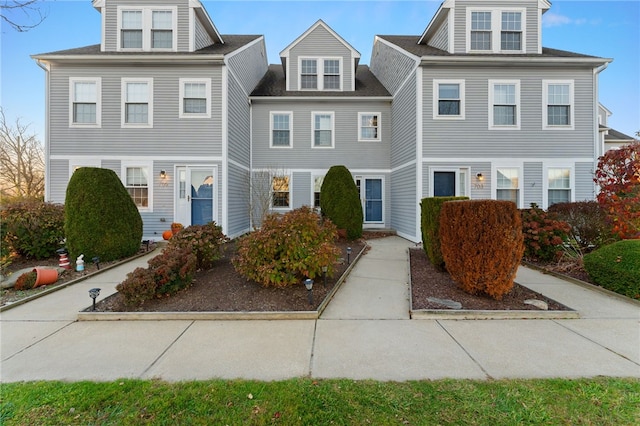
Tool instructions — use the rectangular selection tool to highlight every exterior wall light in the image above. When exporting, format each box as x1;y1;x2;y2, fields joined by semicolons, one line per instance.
476;173;484;181
160;170;167;179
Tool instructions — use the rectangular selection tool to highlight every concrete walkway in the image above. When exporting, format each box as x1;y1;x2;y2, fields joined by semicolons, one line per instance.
1;236;638;382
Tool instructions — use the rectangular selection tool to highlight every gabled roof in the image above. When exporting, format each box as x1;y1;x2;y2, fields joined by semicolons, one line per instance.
251;64;390;98
604;128;636;142
279;19;361;60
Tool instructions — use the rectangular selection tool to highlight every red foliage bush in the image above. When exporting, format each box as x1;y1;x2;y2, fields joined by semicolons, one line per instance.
166;222;228;270
440;200;524;300
548;201;616;251
520;204;571;261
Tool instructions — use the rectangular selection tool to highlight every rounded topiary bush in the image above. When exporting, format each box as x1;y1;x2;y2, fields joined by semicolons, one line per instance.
320;165;363;240
232;206;341;288
65;167;143;261
440;200;524;300
583;239;640;300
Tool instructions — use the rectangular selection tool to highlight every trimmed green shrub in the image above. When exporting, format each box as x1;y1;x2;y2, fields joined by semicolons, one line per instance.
520;203;571;262
233;206;341;288
320;165;363;240
65;167;143;262
583;240;640;300
167;222;228;270
1;200;65;259
548;201;617;251
420;196;468;271
440;200;524;300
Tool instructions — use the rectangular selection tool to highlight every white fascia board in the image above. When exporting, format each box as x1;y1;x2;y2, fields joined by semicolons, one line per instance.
420;56;612;67
249;96;393;102
190;0;224;44
279;19;361;59
30;54;226;65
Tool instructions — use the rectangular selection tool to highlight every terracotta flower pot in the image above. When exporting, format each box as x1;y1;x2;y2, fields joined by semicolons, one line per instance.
33;268;59;288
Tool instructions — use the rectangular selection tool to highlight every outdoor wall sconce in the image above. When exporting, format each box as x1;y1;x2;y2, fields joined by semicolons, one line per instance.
304;279;314;305
160;170;167;179
347;247;352;265
88;288;101;311
476;173;484;181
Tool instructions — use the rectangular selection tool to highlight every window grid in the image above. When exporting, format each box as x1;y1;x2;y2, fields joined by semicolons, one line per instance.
314;113;333;147
125;82;149;124
547;84;571;126
493;84;516;126
471;11;491;50
548;168;571;206
496;168;519;207
313;176;324;208
72;81;97;124
272;114;291;147
183;82;207;114
272;176;290;208
323;59;340;90
359;114;380;141
501;12;521;50
301;59;318;89
125;167;149;208
151;10;172;48
121;10;142;48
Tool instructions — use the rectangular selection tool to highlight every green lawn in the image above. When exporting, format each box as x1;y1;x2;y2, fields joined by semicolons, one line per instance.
2;378;639;425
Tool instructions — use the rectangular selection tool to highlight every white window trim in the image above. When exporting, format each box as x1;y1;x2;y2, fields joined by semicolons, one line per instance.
356;175;386;226
68;159;101;179
311;173;325;209
433;80;465;120
543;163;575;209
121;78;154;128
488;79;521;130
311;111;335;149
121;160;154;212
298;56;343;91
492;163;523;208
269;111;293;148
179;78;211;119
466;7;526;54
270;172;292;211
543;80;575;130
117;6;177;52
69;77;102;128
357;112;382;142
428;167;470;197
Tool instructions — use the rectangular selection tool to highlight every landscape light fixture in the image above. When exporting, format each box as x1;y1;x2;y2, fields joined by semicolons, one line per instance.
304;278;314;305
476;173;484;181
322;265;328;288
92;256;100;270
347;247;352;265
160;170;167;179
88;288;101;311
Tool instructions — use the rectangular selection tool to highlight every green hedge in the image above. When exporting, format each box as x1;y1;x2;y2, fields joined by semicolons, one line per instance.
583;239;640;300
320;165;363;240
420;196;468;271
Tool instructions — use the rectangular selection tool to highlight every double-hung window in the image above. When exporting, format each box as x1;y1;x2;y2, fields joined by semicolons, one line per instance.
489;80;520;129
547;168;571;206
299;57;342;91
543;80;574;129
70;77;101;127
122;78;153;127
118;7;176;51
358;113;381;141
496;168;520;207
434;80;465;119
122;164;151;210
272;175;290;209
501;12;522;51
312;112;334;148
179;78;210;118
313;175;324;209
270;112;292;147
470;11;492;51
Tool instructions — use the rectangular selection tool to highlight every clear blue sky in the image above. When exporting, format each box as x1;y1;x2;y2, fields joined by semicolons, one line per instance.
1;0;639;141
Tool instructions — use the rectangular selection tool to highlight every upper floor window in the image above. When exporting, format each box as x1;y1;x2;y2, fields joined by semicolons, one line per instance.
312;112;334;148
501;12;522;51
467;8;525;53
489;80;520;129
69;77;101;127
358;113;381;142
543;80;574;129
433;80;465;119
299;57;342;91
122;78;153;127
270;112;292;147
179;78;211;118
118;7;176;51
547;167;572;206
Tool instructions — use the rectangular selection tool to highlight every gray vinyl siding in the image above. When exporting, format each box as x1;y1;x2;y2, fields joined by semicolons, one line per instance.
251;100;391;170
287;26;354;91
194;13;214;51
391;75;417;168
227;75;251;166
49;159;70;203
292;172;311;209
523;161;543;207
227;163;251;238
226;38;267;95
101;159;120;175
390;165;417;239
49;63;223;157
103;0;191;52
422;66;596;158
453;0;540;54
370;39;418;95
429;17;449;51
575;162;595;201
147;160;174;238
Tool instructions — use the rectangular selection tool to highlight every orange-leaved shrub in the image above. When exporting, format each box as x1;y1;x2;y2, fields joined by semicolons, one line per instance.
166;222;228;270
440;199;524;300
232;206;341;288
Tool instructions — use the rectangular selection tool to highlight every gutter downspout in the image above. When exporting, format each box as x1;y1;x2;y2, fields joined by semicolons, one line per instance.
35;59;50;202
593;61;609;199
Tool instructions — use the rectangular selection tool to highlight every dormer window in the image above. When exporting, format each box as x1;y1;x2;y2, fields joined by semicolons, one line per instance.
118;6;176;51
299;57;342;91
501;12;522;51
467;8;525;53
470;12;492;51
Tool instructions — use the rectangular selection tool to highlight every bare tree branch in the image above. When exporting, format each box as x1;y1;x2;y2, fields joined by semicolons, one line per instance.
0;0;47;32
0;108;45;200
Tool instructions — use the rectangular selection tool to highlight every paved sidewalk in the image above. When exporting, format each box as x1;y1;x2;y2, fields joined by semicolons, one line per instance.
1;236;638;382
